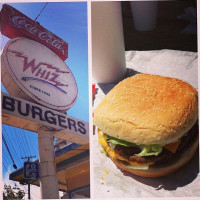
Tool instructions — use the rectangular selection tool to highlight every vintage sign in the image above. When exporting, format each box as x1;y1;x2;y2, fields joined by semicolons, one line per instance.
2;92;89;144
24;161;39;179
1;37;78;111
0;4;68;61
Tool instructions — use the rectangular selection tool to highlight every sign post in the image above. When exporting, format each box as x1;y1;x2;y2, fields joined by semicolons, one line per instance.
22;156;38;199
38;127;59;199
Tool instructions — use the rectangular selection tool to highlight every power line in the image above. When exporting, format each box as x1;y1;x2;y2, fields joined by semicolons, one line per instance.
3;162;8;171
3;125;31;166
3;126;22;165
2;148;12;170
2;156;10;169
18;128;31;157
22;131;32;156
10;128;26;162
22;129;37;157
35;2;48;21
2;133;17;169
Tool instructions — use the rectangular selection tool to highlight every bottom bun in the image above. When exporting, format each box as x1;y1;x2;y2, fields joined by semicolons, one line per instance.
110;135;199;178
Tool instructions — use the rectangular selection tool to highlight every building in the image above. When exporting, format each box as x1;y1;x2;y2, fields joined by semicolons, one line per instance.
9;141;90;199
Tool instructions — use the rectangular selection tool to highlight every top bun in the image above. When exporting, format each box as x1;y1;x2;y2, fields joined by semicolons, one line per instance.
94;74;198;145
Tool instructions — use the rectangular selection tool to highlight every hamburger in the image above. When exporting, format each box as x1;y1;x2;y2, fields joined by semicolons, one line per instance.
93;73;198;177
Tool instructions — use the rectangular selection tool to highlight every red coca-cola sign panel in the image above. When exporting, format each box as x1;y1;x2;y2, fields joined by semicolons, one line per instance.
0;4;68;61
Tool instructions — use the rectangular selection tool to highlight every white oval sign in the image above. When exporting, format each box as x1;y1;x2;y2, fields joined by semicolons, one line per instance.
1;37;78;111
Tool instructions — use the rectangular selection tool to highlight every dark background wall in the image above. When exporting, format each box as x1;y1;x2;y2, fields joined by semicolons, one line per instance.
122;0;197;52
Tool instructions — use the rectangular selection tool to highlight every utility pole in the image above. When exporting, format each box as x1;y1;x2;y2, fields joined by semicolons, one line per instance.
21;155;36;200
38;127;59;199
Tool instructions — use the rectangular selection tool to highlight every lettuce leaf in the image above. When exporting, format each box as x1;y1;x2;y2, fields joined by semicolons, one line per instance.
135;145;162;157
106;135;162;157
108;136;137;147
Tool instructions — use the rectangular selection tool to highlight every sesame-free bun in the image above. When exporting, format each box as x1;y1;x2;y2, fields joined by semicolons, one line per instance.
94;74;198;145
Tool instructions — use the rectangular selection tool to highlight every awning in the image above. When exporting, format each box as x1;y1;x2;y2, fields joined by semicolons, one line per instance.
9;143;90;193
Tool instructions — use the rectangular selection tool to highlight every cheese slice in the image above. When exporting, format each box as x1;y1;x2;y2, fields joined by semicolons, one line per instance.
163;139;181;153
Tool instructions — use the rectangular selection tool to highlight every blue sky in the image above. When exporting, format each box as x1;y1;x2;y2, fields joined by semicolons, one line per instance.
1;2;89;181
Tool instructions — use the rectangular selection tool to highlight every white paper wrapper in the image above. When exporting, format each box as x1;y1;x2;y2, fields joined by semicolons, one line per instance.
93;49;199;198
125;50;198;90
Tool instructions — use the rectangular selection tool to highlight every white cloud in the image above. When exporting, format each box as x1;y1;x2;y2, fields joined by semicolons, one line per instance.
2;169;65;199
2;168;41;199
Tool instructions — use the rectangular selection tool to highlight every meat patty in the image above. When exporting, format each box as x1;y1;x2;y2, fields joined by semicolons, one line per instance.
111;122;198;164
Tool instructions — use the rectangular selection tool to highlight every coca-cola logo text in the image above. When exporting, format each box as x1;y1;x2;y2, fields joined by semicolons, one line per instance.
11;16;66;56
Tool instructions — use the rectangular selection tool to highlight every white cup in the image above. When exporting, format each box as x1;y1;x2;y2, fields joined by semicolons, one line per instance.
92;2;126;83
131;1;158;31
